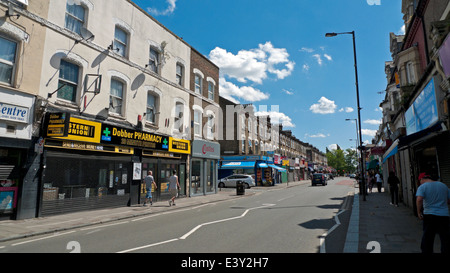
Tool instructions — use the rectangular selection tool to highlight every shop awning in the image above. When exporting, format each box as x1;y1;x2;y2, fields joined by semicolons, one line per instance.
268;164;287;172
257;162;269;168
220;161;256;169
382;139;399;164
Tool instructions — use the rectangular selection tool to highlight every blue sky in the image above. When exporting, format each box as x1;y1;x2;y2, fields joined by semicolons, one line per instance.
133;0;404;153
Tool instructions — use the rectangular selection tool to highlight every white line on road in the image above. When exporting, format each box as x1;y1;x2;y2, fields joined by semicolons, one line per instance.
116;238;179;253
117;203;276;253
11;231;76;246
319;209;346;253
180;204;275;240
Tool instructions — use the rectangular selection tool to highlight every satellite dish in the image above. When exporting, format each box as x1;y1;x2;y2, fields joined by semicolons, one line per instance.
80;27;95;42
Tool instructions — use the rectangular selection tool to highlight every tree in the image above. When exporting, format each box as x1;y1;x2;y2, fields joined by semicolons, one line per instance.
326;147;346;175
344;148;358;174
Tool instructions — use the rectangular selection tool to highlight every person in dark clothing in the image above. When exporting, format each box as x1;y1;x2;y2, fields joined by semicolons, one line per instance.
387;171;400;207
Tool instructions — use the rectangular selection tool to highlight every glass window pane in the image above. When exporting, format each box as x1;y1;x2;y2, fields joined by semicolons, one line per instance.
59;61;79;83
110;79;123;98
114;27;127;44
57;81;77;102
0;38;17;63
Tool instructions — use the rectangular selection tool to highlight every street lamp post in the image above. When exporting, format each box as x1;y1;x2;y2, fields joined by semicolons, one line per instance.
326;31;366;201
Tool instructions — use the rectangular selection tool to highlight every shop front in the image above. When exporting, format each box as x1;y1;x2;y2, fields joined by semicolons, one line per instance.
40;113;190;216
140;137;190;202
0;89;35;220
190;140;220;196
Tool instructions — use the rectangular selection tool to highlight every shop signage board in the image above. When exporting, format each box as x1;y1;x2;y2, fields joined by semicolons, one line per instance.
405;78;439;136
192;140;220;159
45;112;71;137
0;102;29;124
48;114;190;153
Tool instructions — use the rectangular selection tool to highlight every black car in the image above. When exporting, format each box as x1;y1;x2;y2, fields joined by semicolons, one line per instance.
311;173;327;186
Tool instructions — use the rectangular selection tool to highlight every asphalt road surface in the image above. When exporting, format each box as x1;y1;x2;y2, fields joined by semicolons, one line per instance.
0;177;355;253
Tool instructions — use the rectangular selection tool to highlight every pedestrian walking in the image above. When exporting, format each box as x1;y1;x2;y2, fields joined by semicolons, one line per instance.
168;170;180;206
416;172;450;253
143;170;157;206
368;171;374;193
387;171;400;206
375;171;383;193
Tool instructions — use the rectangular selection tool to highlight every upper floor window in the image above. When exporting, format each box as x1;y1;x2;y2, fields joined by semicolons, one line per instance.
148;47;160;74
176;63;184;86
58;60;79;102
65;3;86;35
146;93;157;124
405;62;416;85
206;115;214;139
109;79;124;115
195;74;202;94
114;27;128;58
174;102;184;134
208;81;215;100
194;110;202;137
0;36;17;85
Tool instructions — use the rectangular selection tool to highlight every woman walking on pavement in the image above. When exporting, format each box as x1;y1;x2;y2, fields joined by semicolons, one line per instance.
388;171;400;206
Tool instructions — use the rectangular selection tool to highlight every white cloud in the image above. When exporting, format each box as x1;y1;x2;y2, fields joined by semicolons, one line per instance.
362;129;377;137
256;110;295;128
313;54;323;65
219;78;269;102
339;107;354;113
324;54;333;61
147;0;177;16
328;144;338;150
209;42;295;84
309;133;327;138
364;119;382;125
300;47;315;53
302;64;310;72
399;25;406;35
310;97;337;114
282;89;294;95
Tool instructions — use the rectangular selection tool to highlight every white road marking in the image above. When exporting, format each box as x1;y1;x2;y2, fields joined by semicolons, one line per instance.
116;239;179;253
117;203;276;253
12;231;76;246
319;209;346;253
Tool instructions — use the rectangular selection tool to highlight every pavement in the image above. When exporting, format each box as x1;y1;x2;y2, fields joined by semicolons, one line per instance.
0;179;437;253
347;186;430;253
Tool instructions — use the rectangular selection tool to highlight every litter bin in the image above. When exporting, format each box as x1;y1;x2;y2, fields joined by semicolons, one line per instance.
236;181;245;195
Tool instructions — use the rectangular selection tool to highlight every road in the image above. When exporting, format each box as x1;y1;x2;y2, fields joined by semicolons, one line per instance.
0;177;355;253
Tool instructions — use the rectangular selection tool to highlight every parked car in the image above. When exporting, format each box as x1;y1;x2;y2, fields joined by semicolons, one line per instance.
311;173;327;186
218;174;255;188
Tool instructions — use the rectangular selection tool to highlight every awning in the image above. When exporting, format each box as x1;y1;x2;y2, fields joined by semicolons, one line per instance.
268;164;287;172
220;161;255;169
399;121;443;148
257;162;268;168
382;139;399;164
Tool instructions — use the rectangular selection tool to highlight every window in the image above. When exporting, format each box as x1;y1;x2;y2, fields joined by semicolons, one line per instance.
57;60;79;102
195;74;202;94
109;79;124;115
194;110;201;137
176;63;184;86
114;27;128;57
206;115;214;139
174;102;184;133
146;93;157;124
148;47;160;74
406;62;416;84
65;3;85;35
0;36;17;85
208;81;214;100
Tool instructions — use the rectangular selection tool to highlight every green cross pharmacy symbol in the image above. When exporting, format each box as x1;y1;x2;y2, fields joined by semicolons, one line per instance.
102;127;111;141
